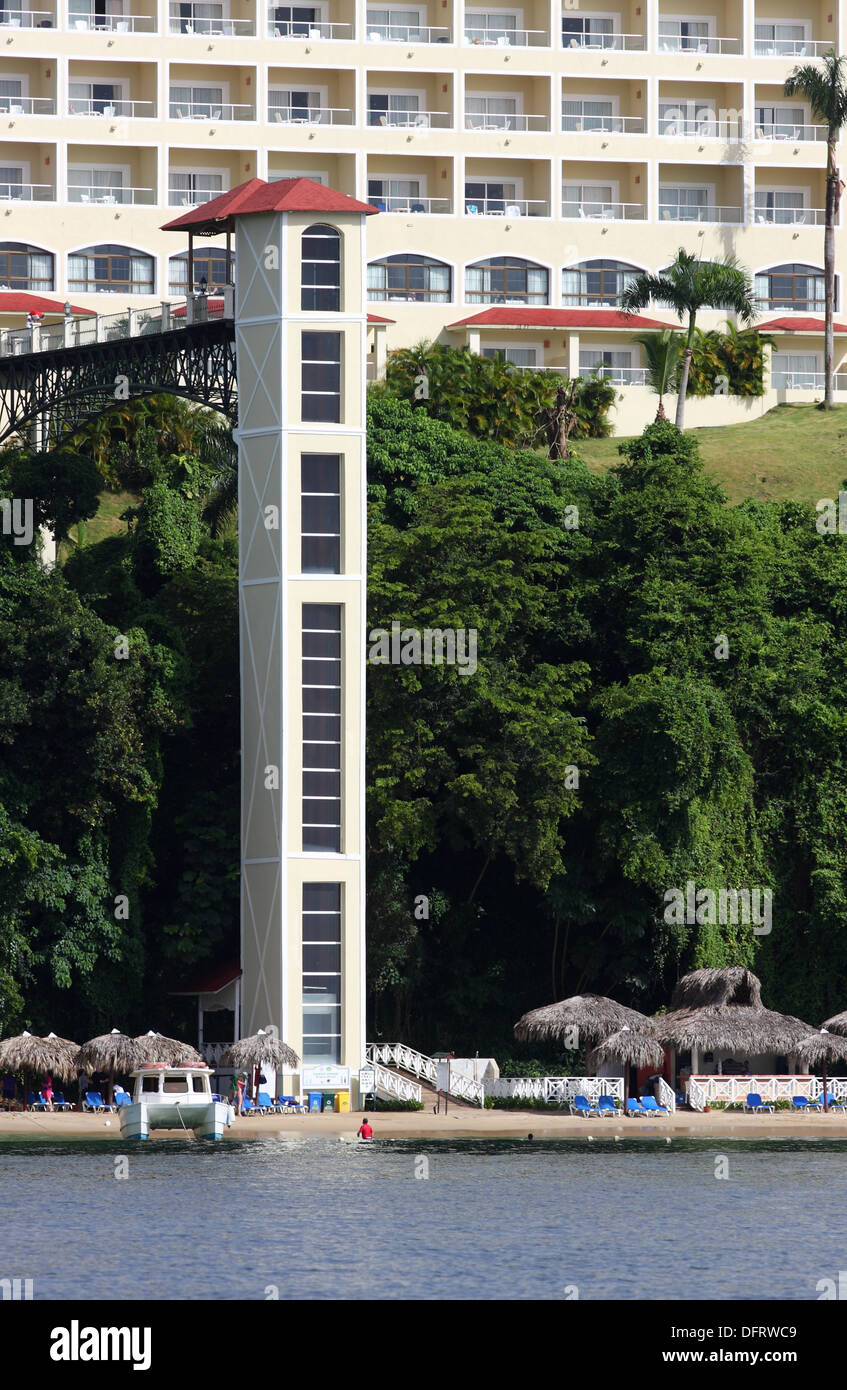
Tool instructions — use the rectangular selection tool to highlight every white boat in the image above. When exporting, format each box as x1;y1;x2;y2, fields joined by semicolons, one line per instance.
119;1063;234;1141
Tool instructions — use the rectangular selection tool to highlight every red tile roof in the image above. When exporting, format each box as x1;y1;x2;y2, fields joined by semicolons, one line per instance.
757;316;847;333
447;307;671;330
161;177;378;233
0;292;94;316
170;960;242;996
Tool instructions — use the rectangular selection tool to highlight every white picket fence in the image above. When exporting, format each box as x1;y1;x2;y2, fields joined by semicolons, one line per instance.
486;1076;625;1104
686;1074;847;1112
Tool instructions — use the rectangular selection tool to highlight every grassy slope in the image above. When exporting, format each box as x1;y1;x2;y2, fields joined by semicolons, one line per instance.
575;404;847;505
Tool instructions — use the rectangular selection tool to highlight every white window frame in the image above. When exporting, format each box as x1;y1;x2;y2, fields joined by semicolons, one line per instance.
755;18;810;45
169;81;230;104
168;165;229;201
67;160;131;201
562;179;620;210
658;181;715;217
268;83;329;111
0;73;28;98
368;173;428;198
658;14;716;41
68;77;126;102
464;176;524;199
580;343;635;364
481;340;541;366
270;167;328;183
561;10;620;39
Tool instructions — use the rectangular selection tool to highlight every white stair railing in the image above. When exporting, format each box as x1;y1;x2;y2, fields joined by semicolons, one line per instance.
366;1043;485;1105
372;1062;422;1104
656;1076;676;1114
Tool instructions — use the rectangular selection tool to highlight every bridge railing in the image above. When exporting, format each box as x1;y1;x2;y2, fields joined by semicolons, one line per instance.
0;291;235;358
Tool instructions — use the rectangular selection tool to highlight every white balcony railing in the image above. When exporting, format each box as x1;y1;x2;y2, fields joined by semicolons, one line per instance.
657;35;741;54
0;96;54;114
267;16;353;39
465;112;548;132
69;11;154;30
0;11;54;28
774;371;847;390
754;39;834;58
368;109;451;129
465;197;549;216
754;122;828;142
659;204;743;224
168;186;227;206
171;101;255;121
169;14;254;35
563;200;646;221
581;365;649;385
562;31;645;51
0;182;53;201
563;114;646;134
271;105;354;126
754;206;826;226
68;98;155;118
69;185;155;205
659;117;743;139
366;23;450;42
465;27;548;47
371;194;451;213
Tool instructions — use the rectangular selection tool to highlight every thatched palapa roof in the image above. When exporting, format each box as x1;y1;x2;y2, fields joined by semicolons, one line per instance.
221;1029;299;1071
514;994;657;1046
592;1027;665;1070
796;1029;847;1067
135;1032;204;1066
0;1031;79;1081
820;1011;847;1037
656;968;812;1053
75;1029;147;1074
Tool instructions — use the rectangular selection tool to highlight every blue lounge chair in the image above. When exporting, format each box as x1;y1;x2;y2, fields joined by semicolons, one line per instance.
597;1095;618;1117
277;1095;306;1113
640;1095;669;1115
83;1091;112;1113
792;1096;813;1111
27;1091;48;1111
257;1091;282;1114
240;1095;260;1115
743;1093;773;1113
53;1093;73;1111
817;1093;847;1112
569;1094;599;1117
627;1097;648;1116
114;1092;132;1107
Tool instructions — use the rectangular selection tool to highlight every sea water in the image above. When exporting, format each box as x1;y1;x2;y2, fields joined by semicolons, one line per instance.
0;1137;844;1300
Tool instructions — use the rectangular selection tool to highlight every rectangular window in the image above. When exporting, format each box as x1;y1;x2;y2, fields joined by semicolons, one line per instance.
562;14;614;47
466;10;517;42
658;18;709;51
562;182;614;218
659;185;709;220
301;454;340;574
302;603;342;852
301;331;341;422
302;882;341;1064
754;190;805;224
754;22;806;56
482;346;537;366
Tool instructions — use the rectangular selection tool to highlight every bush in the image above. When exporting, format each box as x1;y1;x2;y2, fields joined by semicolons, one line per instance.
372;1098;424;1111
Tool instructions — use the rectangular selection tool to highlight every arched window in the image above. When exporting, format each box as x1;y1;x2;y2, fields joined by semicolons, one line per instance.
465;256;548;305
0;242;53;292
168;248;233;296
301;223;340;311
562;259;640;307
68;244;154;295
367;253;451;303
754;263;830;313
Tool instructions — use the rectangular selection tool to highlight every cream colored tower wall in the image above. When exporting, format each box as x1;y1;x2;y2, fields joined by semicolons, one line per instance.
236;204;367;1077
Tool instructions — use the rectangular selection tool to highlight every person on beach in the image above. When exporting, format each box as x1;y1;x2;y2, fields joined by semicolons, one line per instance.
357;1115;373;1139
42;1074;54;1112
235;1073;248;1116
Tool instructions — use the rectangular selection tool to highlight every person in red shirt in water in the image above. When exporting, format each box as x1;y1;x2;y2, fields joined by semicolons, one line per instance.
357;1115;373;1139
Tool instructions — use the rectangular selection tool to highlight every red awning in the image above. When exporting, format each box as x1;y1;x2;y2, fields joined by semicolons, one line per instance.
161;177;378;235
170;960;242;996
0;292;94;316
447;307;671;330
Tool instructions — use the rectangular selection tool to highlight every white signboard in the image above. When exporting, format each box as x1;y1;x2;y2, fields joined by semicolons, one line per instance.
436;1061;450;1093
301;1065;351;1090
358;1067;375;1095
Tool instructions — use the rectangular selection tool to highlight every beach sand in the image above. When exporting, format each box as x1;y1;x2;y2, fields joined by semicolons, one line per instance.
3;1107;847;1141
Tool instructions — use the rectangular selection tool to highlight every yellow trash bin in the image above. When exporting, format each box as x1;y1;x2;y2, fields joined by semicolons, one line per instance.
335;1092;350;1113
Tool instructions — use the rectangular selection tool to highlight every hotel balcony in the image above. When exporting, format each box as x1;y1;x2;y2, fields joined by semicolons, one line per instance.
167;148;253;205
0;140;55;200
561;160;647;221
168;2;254;36
266;3;354;41
658;163;744;224
68;142;156;204
753;5;837;59
268;68;355;126
1;6;56;28
464;75;550;133
561;78;646;135
268;150;356;193
67;61;157;118
366;74;453;130
562;5;646;51
367;154;453;213
657;0;742;54
465;1;549;48
752;86;826;143
752;168;832;228
168;65;257;122
657;82;745;142
68;1;156;32
0;60;56;116
365;4;450;45
464;157;550;217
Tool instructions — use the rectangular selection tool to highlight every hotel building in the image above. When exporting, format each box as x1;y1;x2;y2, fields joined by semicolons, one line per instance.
0;0;845;423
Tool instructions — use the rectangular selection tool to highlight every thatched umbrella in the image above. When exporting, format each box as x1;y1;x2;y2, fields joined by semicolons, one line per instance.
135;1031;204;1066
220;1029;299;1102
655;968;812;1075
795;1030;847;1113
820;1011;847;1036
75;1029;146;1105
0;1031;78;1108
514;994;657;1049
593;1026;666;1115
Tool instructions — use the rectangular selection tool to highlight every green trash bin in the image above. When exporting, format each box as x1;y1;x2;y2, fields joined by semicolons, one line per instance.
322;1091;335;1112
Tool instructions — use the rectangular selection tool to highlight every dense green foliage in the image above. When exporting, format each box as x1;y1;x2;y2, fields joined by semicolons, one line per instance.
3;391;847;1056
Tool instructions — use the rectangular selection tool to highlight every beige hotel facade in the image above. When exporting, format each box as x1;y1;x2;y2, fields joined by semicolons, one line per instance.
0;0;845;425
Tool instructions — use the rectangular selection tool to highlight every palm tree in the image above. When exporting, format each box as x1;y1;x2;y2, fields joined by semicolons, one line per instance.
784;52;847;410
632;328;684;421
620;249;756;429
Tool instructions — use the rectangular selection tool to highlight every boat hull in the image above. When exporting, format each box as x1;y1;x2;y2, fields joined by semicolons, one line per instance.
119;1100;233;1141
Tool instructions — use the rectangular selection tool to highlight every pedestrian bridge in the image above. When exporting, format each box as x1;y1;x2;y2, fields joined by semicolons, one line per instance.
0;291;237;443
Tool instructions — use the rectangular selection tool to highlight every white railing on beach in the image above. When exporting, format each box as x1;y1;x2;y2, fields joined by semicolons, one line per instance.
366;1042;485;1105
656;1077;676;1114
372;1062;422;1104
486;1076;624;1104
687;1074;820;1112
